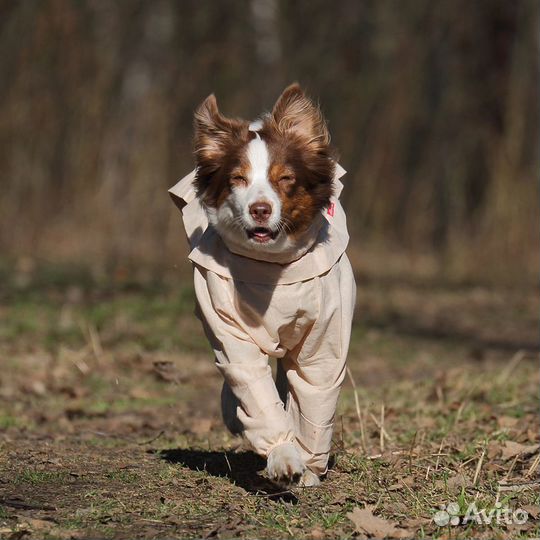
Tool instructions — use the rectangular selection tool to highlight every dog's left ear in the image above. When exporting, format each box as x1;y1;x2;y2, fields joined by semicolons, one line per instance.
270;83;330;151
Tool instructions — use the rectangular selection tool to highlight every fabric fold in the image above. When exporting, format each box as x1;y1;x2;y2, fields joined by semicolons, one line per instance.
168;164;350;285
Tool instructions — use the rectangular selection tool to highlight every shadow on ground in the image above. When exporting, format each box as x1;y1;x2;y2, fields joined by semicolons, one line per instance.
156;448;299;503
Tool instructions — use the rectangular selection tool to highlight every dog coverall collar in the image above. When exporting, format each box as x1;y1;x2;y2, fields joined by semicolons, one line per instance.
168;164;350;285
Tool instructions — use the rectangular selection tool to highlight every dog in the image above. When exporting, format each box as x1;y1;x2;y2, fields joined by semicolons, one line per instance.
169;83;356;487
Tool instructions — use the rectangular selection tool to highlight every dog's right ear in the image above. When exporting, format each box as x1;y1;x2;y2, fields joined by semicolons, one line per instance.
193;94;245;167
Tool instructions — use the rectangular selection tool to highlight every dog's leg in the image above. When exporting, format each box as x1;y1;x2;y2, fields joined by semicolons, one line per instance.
195;268;296;460
275;359;289;407
285;255;356;482
220;380;243;435
266;442;305;483
273;360;317;485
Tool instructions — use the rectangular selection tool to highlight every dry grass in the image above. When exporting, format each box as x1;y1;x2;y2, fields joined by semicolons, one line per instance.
0;268;538;539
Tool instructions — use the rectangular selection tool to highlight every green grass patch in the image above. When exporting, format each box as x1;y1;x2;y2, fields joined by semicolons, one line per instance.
15;470;70;485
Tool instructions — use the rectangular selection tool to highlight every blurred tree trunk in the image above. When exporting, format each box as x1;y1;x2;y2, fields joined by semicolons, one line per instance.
0;0;537;284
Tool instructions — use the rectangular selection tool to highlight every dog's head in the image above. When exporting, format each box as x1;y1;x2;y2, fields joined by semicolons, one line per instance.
193;83;336;254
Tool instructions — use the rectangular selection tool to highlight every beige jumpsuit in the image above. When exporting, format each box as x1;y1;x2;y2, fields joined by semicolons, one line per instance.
169;165;356;476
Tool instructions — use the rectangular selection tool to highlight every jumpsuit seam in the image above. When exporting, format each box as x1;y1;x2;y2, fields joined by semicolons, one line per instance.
296;274;323;364
297;409;334;429
337;257;344;359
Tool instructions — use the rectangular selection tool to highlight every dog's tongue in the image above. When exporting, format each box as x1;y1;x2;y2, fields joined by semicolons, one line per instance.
250;227;273;243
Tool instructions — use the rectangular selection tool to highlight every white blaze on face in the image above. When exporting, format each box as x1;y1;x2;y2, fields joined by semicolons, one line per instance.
208;130;289;252
239;133;281;229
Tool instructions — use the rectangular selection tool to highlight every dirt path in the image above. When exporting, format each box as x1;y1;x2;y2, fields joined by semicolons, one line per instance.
0;277;538;538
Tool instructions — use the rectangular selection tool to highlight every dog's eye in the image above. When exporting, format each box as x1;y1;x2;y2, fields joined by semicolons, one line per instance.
230;175;247;187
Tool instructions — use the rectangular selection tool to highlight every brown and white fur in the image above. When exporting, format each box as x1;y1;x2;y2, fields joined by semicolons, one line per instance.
193;84;337;486
193;83;336;254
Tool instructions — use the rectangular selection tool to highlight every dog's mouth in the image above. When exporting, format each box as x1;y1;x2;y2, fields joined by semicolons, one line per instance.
247;227;278;244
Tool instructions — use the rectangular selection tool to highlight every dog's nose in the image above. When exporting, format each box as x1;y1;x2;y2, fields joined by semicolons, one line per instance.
249;202;272;222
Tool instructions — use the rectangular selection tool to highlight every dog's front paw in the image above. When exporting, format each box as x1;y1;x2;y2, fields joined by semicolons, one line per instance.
266;443;305;483
298;469;321;487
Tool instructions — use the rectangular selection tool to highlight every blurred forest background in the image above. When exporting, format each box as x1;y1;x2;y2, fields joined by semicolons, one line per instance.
0;0;538;286
2;4;539;537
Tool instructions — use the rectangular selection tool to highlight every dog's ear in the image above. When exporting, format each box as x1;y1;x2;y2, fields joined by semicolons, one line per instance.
270;83;330;150
193;94;246;166
193;95;248;203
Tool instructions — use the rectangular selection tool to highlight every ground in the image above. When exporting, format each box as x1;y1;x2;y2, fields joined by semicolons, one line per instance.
0;263;538;539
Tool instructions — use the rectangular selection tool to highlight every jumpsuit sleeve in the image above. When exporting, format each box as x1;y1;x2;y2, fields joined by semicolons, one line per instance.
193;265;295;457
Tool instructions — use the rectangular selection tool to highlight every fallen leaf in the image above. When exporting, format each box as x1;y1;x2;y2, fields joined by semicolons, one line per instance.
152;361;184;384
501;441;539;460
446;473;472;489
203;517;243;538
310;526;325;540
497;416;519;429
487;441;502;459
506;521;535;532
390;502;409;514
26;381;47;396
400;476;415;487
20;518;55;531
387;476;414;492
347;506;410;538
522;504;540;519
330;493;348;504
404;517;430;529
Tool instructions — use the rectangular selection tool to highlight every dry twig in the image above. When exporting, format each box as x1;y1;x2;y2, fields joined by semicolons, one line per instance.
347;367;368;453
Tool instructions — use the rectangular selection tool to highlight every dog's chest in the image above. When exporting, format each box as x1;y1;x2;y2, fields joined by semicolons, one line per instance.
200;254;351;362
216;273;321;356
